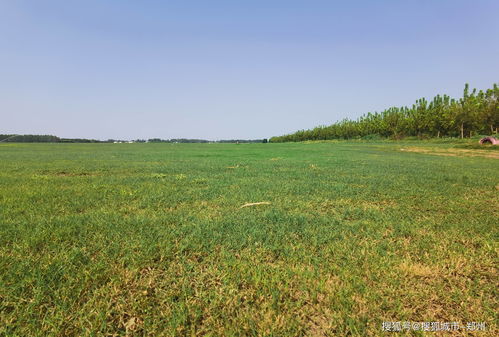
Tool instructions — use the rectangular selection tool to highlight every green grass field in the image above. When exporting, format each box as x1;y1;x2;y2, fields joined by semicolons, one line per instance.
0;142;497;336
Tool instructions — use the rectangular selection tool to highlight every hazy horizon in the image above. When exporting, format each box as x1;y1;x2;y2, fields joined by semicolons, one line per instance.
1;0;498;140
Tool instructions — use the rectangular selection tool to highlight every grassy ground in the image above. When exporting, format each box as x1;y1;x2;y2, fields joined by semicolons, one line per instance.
0;141;497;336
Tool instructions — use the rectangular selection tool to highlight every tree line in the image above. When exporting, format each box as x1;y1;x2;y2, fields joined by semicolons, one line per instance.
148;138;267;143
0;135;268;144
270;83;499;142
0;135;107;143
0;135;62;142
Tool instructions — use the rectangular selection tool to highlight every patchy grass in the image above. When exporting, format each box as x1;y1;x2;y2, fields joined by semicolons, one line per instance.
399;146;499;159
0;142;497;336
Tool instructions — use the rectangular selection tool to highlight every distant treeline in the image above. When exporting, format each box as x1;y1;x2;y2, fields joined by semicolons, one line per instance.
0;135;108;143
270;83;499;142
147;138;267;143
0;134;268;144
0;134;60;142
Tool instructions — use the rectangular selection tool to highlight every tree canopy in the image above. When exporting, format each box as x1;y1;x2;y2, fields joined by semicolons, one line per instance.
270;83;499;142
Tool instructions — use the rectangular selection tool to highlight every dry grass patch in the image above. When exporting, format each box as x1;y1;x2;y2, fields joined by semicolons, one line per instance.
311;198;397;216
399;261;436;278
399;147;499;159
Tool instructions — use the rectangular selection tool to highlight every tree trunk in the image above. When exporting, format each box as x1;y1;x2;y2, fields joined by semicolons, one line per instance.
437;130;440;138
460;123;464;139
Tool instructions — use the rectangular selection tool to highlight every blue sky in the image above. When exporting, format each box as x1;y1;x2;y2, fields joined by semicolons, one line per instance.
1;0;498;140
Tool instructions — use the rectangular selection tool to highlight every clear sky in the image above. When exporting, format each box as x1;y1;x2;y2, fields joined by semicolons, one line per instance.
1;0;498;140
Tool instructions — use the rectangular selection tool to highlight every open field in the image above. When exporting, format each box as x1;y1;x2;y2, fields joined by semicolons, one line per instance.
0;141;497;336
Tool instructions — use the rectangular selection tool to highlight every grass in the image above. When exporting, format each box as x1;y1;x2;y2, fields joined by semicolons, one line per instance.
0;141;497;336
